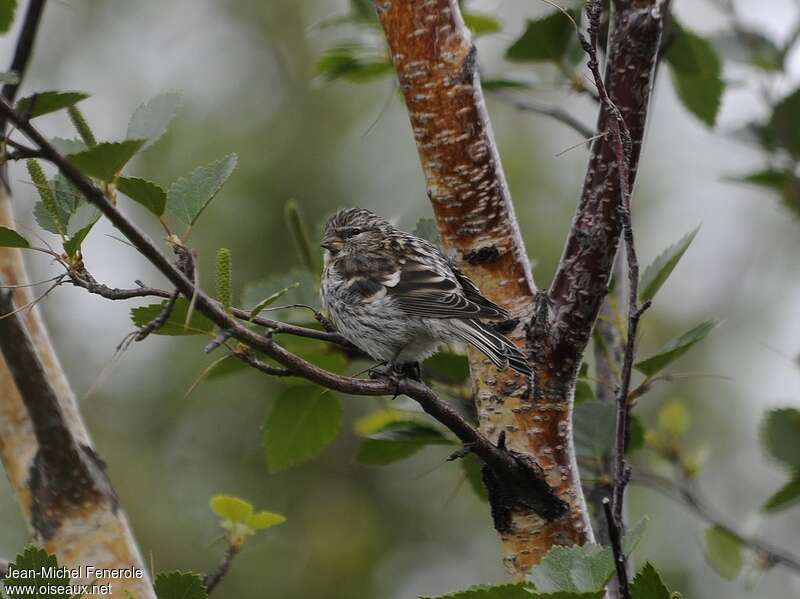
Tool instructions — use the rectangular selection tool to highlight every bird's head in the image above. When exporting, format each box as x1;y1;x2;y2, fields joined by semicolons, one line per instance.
321;208;390;256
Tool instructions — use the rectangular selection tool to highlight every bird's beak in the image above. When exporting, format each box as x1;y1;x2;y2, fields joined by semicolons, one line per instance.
320;235;342;253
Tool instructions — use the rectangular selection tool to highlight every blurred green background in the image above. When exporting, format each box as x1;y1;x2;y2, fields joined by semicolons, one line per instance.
1;0;800;597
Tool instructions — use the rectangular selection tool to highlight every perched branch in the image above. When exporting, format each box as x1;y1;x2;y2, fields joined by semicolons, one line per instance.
633;470;800;574
0;97;567;522
204;543;240;595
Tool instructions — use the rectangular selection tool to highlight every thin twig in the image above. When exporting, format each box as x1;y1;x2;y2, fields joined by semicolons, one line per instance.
632;470;800;574
204;542;240;595
0;97;568;521
489;90;595;139
578;0;653;537
603;497;631;599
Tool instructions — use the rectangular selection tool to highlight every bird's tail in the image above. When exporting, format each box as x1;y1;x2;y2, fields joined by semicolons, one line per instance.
453;320;532;377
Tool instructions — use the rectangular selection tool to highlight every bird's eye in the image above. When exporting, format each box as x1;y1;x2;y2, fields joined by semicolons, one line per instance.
349;228;362;237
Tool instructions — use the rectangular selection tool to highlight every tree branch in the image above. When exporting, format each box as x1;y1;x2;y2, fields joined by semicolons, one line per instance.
0;97;567;522
633;470;800;574
489;90;595;139
603;498;631;599
204;543;240;595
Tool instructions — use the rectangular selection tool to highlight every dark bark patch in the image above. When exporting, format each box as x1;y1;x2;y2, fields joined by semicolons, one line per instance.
29;444;118;540
464;245;500;265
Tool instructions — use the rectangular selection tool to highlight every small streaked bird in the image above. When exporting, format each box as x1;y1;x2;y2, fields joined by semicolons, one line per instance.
320;208;531;378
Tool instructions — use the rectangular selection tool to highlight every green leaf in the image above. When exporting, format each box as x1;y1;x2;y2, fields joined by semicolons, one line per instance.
353;408;413;435
63;222;94;257
0;226;30;248
249;283;299;321
166;153;238;226
573;400;615;460
728;169;800;218
763;475;800;513
463;12;501;37
769;88;800;157
529;517;647;593
246;510;286;530
49;136;88;155
263;386;342;472
2;546;72;599
505;11;576;63
154;571;208;599
242;268;319;324
634;320;719;377
209;494;285;540
126;91;182;149
628;413;646;454
761;408;800;468
210;494;253;523
630;562;672;599
423;351;470;384
68;139;146;182
0;1;16;34
420;584;532;599
703;526;743;579
412;217;441;247
350;0;376;23
574;362;594;404
665;23;724;127
279;335;349;374
711;30;782;71
66;200;101;237
130;298;215;336
16;91;89;118
315;43;393;82
640;227;700;302
118;176;168;216
461;453;488;503
356;421;453;465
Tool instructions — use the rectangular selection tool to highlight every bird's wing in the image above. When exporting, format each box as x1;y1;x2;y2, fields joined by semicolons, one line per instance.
333;241;508;320
387;255;508;320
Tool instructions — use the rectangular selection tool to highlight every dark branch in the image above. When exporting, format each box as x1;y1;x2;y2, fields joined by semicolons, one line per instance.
0;0;46;134
0;98;567;521
0;557;8;578
633;470;800;574
603;497;631;599
67;267;352;346
204;542;240;595
546;2;661;369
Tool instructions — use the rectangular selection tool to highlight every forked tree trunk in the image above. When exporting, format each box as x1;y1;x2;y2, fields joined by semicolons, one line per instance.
375;0;661;577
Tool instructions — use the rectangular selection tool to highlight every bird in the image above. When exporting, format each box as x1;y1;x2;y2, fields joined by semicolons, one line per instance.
320;207;531;379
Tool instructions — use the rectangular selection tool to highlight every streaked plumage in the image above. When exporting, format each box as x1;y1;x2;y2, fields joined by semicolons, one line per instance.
320;208;531;377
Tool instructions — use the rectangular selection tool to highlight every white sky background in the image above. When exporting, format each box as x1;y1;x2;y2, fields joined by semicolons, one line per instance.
0;0;799;597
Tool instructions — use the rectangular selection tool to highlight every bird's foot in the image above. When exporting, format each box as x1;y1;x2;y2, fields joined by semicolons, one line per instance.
369;362;420;398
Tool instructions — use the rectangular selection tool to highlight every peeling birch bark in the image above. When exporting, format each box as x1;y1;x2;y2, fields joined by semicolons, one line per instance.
375;0;662;578
0;188;156;598
374;0;592;577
